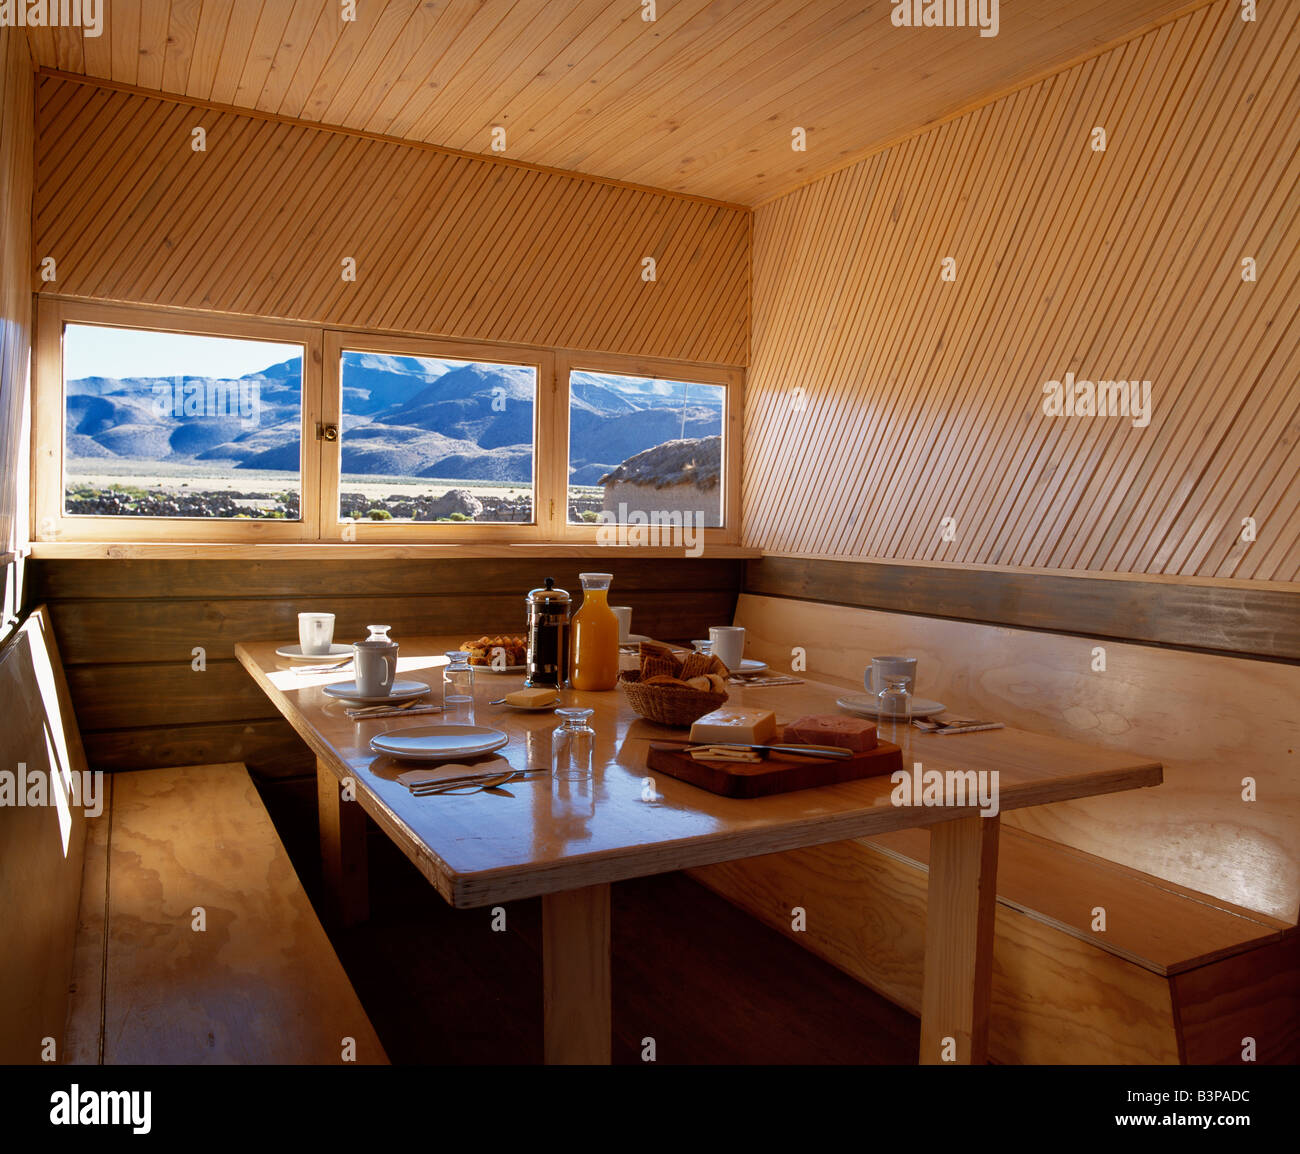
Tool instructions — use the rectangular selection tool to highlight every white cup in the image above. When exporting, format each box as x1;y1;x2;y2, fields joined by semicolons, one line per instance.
298;612;335;656
709;625;745;671
611;606;632;643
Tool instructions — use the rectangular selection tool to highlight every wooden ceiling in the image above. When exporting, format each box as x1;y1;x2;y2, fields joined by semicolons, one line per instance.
27;0;1202;205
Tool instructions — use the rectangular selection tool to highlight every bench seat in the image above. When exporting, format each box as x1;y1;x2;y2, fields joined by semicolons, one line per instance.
66;763;387;1064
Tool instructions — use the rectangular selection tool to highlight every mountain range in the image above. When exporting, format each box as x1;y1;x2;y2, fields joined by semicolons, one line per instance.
64;353;724;486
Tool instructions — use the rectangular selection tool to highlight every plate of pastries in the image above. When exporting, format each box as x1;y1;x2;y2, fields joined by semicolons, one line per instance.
459;634;527;672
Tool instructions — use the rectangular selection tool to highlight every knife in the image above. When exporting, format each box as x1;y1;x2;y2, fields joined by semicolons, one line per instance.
655;740;855;760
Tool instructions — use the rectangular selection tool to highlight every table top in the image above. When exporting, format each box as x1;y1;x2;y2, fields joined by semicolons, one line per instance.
235;636;1162;908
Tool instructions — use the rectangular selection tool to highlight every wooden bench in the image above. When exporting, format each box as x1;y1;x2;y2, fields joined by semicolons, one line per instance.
0;607;386;1065
689;593;1300;1064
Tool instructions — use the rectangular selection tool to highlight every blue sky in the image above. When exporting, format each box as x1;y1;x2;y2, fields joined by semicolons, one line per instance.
64;324;301;381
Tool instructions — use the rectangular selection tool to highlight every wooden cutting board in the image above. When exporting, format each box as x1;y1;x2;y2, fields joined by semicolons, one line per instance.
646;739;904;799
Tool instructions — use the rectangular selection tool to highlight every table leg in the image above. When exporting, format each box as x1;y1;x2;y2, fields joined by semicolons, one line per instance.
920;813;1000;1064
542;884;611;1064
316;760;369;928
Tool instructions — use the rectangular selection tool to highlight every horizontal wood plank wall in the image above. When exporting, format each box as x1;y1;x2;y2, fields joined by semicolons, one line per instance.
743;0;1300;579
746;557;1300;661
32;76;749;366
0;26;32;643
733;593;1300;924
29;557;742;778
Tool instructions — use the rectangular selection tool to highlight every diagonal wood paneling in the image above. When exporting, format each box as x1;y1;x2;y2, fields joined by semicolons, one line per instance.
25;0;1204;204
0;23;34;638
742;0;1300;580
33;75;750;366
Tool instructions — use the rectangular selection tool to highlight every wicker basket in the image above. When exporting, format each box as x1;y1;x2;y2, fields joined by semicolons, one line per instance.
619;669;728;727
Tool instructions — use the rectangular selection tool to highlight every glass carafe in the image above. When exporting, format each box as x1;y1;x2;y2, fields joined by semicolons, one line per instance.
570;572;619;691
876;676;912;748
443;650;475;725
552;707;595;781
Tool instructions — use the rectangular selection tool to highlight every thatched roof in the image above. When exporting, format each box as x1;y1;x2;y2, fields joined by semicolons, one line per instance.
599;435;721;489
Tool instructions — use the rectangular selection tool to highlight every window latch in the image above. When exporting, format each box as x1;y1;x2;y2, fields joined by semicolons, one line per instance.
316;423;339;442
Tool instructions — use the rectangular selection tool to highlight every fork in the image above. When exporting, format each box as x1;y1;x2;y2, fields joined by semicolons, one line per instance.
411;768;549;796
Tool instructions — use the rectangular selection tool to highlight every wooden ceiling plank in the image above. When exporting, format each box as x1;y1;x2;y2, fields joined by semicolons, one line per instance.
314;0;419;127
135;0;171;89
252;0;327;116
160;0;200;94
275;0;350;120
106;0;142;88
380;1;515;141
229;0;295;107
362;0;495;139
416;0;615;152
185;0;236;100
207;0;266;106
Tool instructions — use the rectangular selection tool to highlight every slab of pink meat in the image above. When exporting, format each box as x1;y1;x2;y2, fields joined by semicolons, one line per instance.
784;715;878;752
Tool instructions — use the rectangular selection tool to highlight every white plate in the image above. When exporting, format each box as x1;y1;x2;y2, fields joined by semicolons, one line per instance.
276;643;353;660
500;698;562;712
726;659;769;676
836;694;946;719
369;724;509;761
323;679;430;706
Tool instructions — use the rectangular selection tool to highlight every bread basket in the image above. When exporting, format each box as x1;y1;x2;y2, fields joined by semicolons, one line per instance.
618;669;728;727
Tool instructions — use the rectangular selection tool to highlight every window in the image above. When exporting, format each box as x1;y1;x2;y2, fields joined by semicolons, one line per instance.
336;348;537;525
61;323;305;521
566;369;726;529
34;301;741;546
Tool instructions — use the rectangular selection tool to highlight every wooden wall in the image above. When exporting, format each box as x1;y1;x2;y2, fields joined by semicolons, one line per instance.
29;557;742;778
742;0;1299;579
33;75;750;367
0;26;32;643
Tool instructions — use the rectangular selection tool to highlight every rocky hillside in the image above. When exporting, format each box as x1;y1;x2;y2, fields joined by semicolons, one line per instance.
65;353;724;484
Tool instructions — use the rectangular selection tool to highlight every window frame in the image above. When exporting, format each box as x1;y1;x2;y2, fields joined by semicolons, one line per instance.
32;299;743;547
555;350;742;547
33;298;324;543
320;330;556;542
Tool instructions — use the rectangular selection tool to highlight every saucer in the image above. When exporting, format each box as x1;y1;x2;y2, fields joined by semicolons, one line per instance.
322;680;430;706
836;694;946;719
276;643;353;660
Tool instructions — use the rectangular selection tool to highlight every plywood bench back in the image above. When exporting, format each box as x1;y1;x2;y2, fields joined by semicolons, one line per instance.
734;593;1300;923
0;607;92;1063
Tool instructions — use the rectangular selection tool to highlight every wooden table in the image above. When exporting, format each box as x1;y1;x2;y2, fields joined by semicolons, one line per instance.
235;636;1162;1064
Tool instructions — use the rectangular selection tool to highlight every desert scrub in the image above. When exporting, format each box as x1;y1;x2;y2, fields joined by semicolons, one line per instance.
366;508;393;520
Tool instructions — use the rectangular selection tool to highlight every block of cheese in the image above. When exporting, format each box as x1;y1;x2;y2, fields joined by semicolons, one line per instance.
688;707;777;746
504;687;561;707
784;714;878;752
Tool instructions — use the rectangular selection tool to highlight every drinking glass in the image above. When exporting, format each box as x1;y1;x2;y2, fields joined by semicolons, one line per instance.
876;677;912;748
552;707;595;782
443;650;475;725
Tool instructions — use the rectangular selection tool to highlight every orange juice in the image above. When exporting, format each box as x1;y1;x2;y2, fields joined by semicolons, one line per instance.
570;573;620;690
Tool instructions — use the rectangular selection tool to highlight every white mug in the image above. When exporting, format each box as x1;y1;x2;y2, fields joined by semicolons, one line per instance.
298;612;335;656
611;606;632;643
709;625;745;671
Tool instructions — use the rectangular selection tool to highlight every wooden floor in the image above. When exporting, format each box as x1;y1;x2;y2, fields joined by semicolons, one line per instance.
260;779;919;1065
